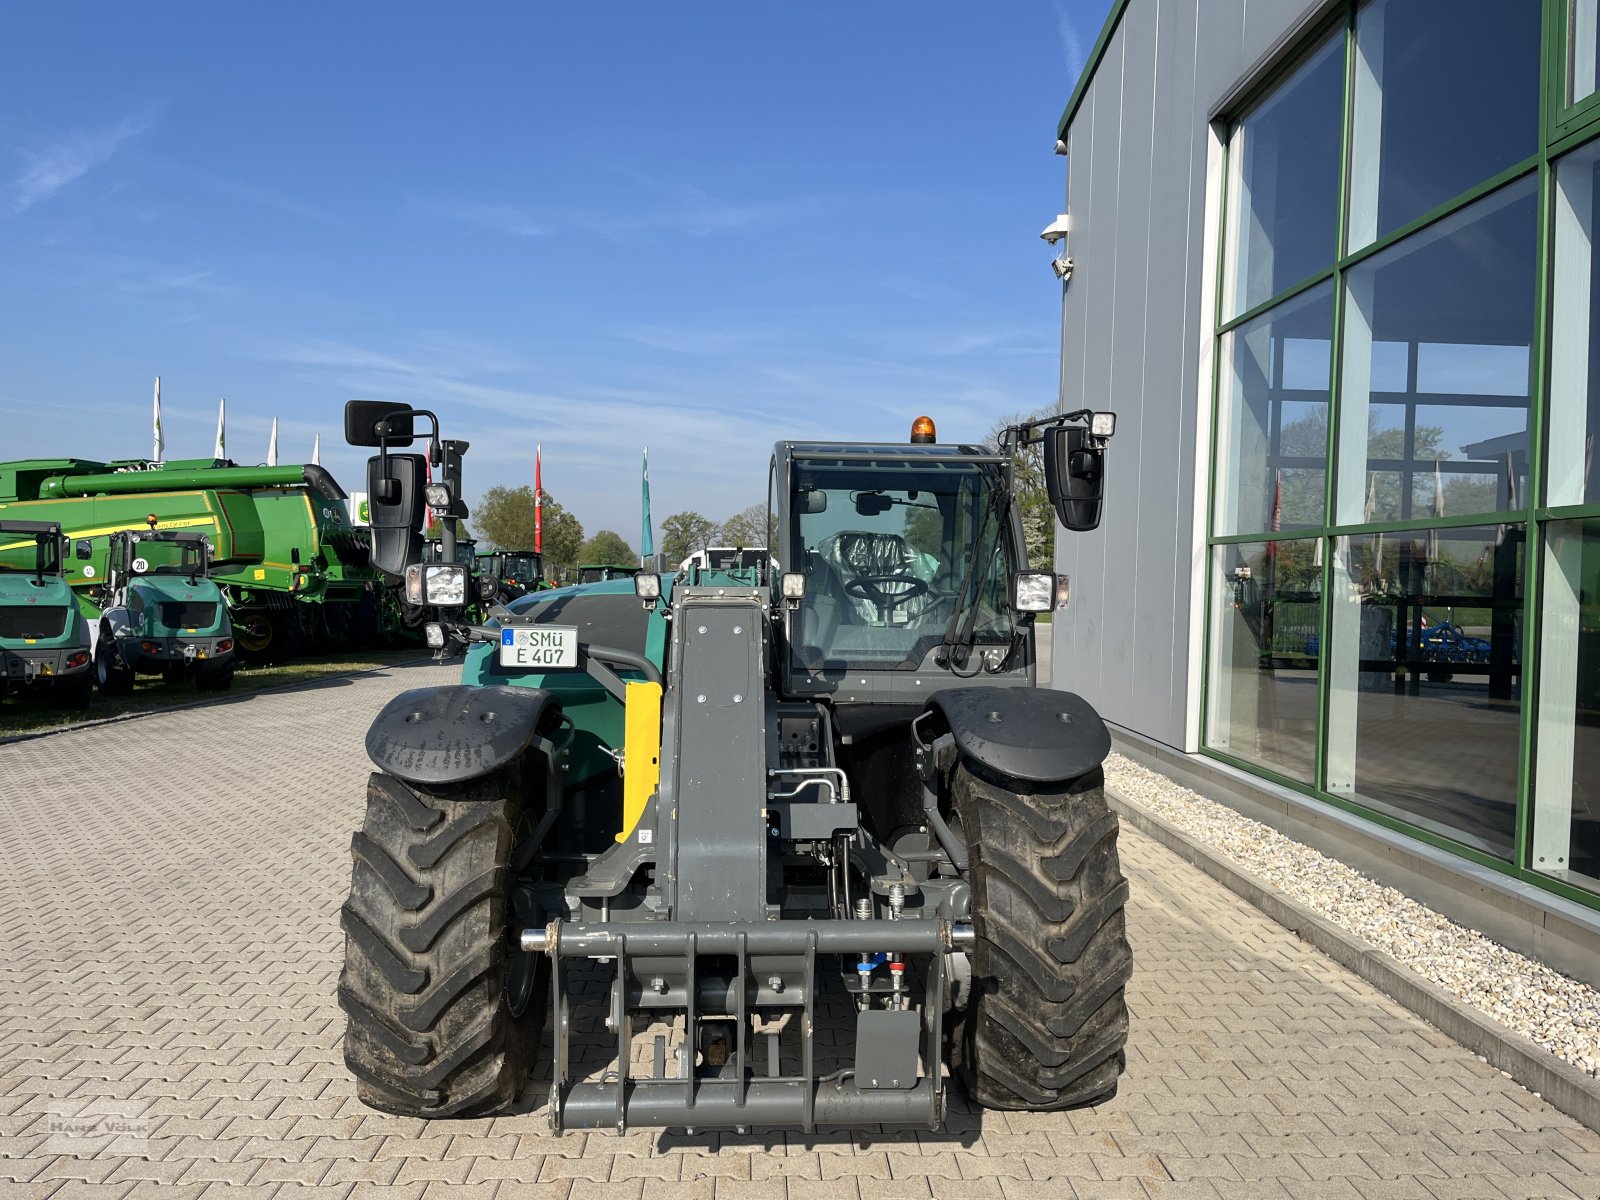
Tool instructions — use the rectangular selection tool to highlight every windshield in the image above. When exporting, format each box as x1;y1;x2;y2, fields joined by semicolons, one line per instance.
502;553;539;579
789;458;1015;671
129;537;208;576
0;532;62;576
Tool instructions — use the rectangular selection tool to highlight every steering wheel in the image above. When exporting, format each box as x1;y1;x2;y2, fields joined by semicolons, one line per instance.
844;573;929;611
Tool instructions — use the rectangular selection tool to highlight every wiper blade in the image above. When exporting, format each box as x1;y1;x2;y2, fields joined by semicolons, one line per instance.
938;482;1006;670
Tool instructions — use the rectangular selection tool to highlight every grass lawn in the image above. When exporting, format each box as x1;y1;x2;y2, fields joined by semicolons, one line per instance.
0;649;427;739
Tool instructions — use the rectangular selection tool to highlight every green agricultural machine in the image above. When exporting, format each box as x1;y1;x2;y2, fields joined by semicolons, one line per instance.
0;519;93;708
337;402;1129;1132
576;562;641;585
477;548;545;600
92;529;235;692
0;456;383;661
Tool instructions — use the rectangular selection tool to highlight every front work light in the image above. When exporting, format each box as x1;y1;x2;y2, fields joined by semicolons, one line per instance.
423;482;452;510
1010;571;1056;613
1091;412;1116;439
910;415;937;444
404;562;468;607
633;573;661;600
781;572;807;600
424;622;446;649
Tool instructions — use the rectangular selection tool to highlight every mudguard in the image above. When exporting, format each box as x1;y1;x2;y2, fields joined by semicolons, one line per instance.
365;684;561;786
924;686;1110;784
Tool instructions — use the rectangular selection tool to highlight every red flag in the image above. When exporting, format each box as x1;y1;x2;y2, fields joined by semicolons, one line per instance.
534;444;543;554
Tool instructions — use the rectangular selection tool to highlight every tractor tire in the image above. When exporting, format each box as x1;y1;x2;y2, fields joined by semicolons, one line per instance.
339;765;546;1118
234;608;301;665
948;760;1132;1111
95;639;135;696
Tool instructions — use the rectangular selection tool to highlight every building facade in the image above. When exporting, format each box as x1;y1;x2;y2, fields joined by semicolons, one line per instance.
1051;0;1600;921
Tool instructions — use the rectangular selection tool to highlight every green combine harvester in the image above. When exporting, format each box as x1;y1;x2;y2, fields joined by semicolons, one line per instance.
0;456;387;661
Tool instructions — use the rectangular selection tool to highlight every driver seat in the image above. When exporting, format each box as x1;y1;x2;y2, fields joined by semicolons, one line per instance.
819;531;926;623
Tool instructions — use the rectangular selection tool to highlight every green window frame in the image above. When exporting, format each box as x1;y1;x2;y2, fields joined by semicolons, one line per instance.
1202;0;1600;910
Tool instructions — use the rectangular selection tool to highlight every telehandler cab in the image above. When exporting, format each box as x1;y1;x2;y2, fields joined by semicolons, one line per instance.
338;401;1129;1132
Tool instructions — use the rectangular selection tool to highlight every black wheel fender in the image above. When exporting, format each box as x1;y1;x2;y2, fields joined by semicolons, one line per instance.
922;686;1111;785
366;685;563;787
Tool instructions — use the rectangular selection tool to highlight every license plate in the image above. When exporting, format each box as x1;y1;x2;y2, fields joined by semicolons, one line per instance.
499;624;579;669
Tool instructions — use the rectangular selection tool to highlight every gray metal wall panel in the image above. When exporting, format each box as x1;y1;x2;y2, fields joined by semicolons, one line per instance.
1051;0;1320;750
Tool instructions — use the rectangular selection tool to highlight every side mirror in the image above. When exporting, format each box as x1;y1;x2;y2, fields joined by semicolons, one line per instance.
1044;425;1107;532
366;453;427;578
345;400;416;447
75;539;92;560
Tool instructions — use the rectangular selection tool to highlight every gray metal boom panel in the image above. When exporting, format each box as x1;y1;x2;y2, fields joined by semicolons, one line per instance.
662;588;770;922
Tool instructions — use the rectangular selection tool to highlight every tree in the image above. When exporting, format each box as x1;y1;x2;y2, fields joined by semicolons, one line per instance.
659;511;719;565
986;406;1056;569
472;485;583;573
579;530;634;564
719;502;772;548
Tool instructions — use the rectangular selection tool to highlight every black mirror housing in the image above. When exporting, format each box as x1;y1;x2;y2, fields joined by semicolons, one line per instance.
366;453;427;578
345;400;416;447
1044;425;1106;532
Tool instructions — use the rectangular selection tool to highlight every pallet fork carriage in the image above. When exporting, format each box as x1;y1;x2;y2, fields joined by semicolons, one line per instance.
338;401;1131;1133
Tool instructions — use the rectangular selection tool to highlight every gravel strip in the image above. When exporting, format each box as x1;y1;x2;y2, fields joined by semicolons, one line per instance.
1105;750;1600;1078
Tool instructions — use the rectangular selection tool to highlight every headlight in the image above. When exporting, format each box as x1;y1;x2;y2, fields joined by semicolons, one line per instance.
424;622;446;648
425;564;468;607
423;482;452;510
1010;572;1056;613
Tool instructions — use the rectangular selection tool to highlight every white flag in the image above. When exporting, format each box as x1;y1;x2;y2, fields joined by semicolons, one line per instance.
152;376;164;463
312;434;321;465
267;417;279;466
214;398;227;460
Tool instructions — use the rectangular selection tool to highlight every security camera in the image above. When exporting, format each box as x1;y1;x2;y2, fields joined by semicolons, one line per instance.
1040;214;1070;244
1050;255;1074;282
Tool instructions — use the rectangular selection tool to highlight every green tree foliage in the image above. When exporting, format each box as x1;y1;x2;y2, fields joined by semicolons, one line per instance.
659;511;720;565
473;485;584;572
986;406;1056;569
579;529;634;564
719;502;772;548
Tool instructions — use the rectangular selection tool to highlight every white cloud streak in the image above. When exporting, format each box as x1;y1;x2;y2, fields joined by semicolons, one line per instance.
4;111;156;215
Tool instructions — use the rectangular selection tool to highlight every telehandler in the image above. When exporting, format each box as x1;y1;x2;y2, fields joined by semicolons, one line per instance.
338;402;1129;1132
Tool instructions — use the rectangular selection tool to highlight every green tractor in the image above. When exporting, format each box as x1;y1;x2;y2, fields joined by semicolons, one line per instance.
337;402;1129;1131
92;529;235;693
0;519;93;709
575;561;641;585
476;547;546;600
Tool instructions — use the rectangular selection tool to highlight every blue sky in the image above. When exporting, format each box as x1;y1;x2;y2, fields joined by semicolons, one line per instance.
0;1;1110;544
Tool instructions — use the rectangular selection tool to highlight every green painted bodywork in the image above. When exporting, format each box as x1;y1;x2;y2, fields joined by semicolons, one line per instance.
0;457;380;622
460;577;672;791
0;525;92;693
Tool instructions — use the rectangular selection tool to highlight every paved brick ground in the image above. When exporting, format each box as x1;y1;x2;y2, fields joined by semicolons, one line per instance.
1;660;1597;1200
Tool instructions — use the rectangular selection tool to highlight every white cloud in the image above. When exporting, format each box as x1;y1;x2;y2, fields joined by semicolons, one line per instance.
1055;2;1087;78
4;111;155;215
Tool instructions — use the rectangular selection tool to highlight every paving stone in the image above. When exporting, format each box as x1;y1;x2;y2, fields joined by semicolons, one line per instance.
2;661;1596;1200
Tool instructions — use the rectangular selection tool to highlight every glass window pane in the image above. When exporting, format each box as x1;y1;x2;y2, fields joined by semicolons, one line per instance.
1205;539;1323;783
1573;0;1599;107
1325;523;1524;858
1215;283;1334;537
1348;0;1540;249
1335;180;1536;526
1549;139;1600;506
1223;35;1344;318
1533;518;1600;893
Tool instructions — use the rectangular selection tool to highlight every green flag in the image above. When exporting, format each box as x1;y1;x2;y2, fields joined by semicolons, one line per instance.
640;448;654;562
